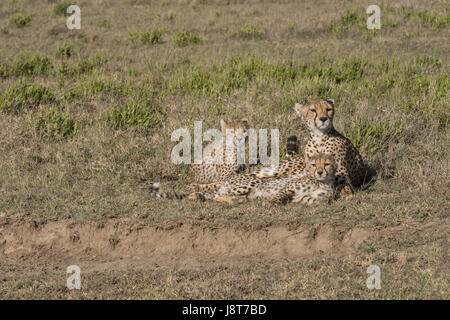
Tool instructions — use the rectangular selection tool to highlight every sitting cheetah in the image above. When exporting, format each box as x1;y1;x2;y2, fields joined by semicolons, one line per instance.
254;99;365;199
188;118;251;183
149;152;336;205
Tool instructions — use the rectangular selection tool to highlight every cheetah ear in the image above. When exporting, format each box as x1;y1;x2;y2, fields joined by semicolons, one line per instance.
325;99;335;107
220;119;227;133
241;118;250;128
294;103;304;116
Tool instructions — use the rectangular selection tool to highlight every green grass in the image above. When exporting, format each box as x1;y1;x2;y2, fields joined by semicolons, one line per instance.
53;2;72;16
340;9;364;30
327;6;449;37
64;76;132;102
128;29;164;45
172;30;201;47
400;7;450;29
8;13;31;28
97;20;111;28
103;96;161;129
228;25;263;39
0;62;9;78
55;41;74;58
27;108;78;140
58;54;107;76
327;9;365;34
345;117;404;153
13;54;53;76
0;83;55;113
0;53;54;78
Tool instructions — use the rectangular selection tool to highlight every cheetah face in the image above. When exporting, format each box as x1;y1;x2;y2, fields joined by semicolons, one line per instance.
294;99;335;134
220;118;250;146
306;153;336;182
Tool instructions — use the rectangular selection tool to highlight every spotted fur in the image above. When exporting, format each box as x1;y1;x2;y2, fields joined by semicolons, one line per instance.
188;118;250;183
150;153;336;206
262;153;336;204
254;99;365;198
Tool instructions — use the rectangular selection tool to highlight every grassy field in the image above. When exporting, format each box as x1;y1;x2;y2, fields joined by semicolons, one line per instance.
0;0;449;299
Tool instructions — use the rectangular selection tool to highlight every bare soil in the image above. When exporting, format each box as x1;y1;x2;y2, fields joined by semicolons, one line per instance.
1;216;373;272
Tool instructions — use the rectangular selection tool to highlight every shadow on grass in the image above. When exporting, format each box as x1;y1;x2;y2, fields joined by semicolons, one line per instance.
359;164;378;192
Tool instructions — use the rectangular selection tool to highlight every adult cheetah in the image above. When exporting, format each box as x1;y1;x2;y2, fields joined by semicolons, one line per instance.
255;99;365;199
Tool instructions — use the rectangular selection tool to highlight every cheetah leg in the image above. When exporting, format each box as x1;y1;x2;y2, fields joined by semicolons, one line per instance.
339;185;353;200
215;194;247;204
291;195;314;204
187;192;206;201
269;190;293;204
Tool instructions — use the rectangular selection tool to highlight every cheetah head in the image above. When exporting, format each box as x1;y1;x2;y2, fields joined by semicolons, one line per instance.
220;118;250;146
294;99;335;135
306;152;336;182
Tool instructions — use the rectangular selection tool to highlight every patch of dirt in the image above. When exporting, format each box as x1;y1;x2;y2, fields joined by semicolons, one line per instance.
0;217;374;272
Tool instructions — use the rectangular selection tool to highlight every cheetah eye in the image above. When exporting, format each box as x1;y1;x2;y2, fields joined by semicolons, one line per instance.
311;163;316;167
310;109;316;113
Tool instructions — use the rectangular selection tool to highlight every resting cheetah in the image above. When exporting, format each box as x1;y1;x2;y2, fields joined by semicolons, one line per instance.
188;118;250;183
149;152;336;205
253;153;336;204
255;99;365;198
149;171;263;203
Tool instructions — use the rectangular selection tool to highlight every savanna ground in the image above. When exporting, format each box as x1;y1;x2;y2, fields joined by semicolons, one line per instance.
0;0;449;300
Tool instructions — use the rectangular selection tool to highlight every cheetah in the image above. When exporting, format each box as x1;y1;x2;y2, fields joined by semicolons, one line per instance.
149;152;336;206
252;153;336;204
149;171;263;204
187;118;251;183
254;99;365;199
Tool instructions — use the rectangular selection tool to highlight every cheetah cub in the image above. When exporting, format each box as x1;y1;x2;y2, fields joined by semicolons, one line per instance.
188;118;250;183
249;152;337;205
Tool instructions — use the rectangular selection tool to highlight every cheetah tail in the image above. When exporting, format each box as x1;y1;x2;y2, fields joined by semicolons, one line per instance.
148;182;188;200
286;135;298;156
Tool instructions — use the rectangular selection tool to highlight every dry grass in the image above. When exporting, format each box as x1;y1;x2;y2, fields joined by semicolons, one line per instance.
0;0;448;299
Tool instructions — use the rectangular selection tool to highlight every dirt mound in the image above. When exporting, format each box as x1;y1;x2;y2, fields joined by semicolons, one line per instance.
0;218;372;271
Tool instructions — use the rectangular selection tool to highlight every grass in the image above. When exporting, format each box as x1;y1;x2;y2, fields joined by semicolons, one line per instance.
0;0;448;300
103;100;161;129
128;29;163;45
53;2;72;16
327;6;450;37
9;53;53;77
8;13;31;28
26;108;79;140
228;25;263;39
55;41;74;58
0;83;55;113
172;30;201;47
64;76;132;102
345;117;404;153
58;54;107;76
